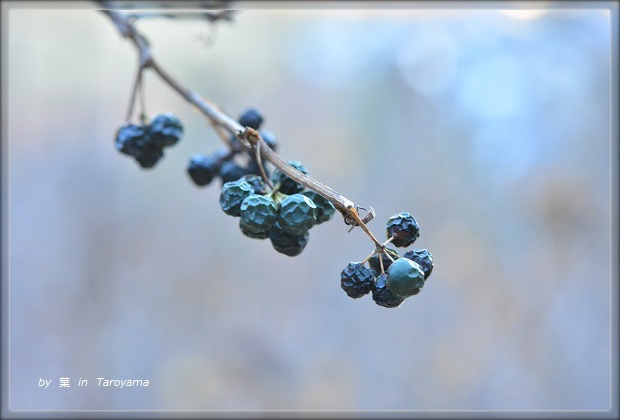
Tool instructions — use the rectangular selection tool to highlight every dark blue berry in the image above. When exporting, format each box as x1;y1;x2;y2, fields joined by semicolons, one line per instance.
115;124;148;157
212;148;231;163
134;143;164;168
403;249;434;280
241;174;269;195
148;113;183;148
372;274;405;308
302;190;336;224
115;123;166;168
238;108;264;130
187;154;218;186
245;158;268;178
368;248;400;276
219;180;255;217
219;160;249;184
259;130;278;151
228;132;242;148
240;194;278;234
277;194;317;235
340;262;375;299
386;212;420;248
386;258;424;298
271;161;308;195
268;222;309;257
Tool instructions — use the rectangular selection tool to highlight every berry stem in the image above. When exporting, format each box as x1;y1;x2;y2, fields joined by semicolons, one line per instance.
253;142;274;189
138;70;147;123
101;8;382;248
125;63;143;124
383;236;395;247
361;250;377;266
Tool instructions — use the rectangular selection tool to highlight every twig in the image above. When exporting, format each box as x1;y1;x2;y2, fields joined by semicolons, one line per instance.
253;141;274;189
125;63;143;123
100;9;380;242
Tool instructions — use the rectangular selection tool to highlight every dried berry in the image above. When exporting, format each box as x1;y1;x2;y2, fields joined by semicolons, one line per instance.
239;220;269;240
268;222;309;256
240;174;269;195
115;124;148;157
302;190;336;224
187;154;218;186
149;113;183;148
238;108;264;130
271;161;308;195
219;160;250;184
372;274;405;308
277;194;317;235
240;194;278;234
403;249;434;280
340;262;375;299
219;180;255;217
134;144;164;168
115;123;167;168
368;248;400;276
386;212;420;248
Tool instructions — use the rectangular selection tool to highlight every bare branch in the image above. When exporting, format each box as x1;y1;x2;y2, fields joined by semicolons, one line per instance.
100;8;379;239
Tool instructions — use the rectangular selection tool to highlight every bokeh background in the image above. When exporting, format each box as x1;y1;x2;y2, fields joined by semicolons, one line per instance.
5;3;614;414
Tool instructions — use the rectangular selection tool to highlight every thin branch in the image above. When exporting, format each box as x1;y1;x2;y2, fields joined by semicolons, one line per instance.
210;120;235;149
127;10;236;22
100;9;379;239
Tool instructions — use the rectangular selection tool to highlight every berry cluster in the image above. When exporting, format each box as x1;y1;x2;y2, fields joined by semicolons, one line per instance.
183;108;334;256
114;106;434;306
115;113;183;168
187;108;279;187
340;212;434;308
219;161;336;256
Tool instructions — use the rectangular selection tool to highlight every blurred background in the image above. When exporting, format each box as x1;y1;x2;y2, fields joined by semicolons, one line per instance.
5;3;613;414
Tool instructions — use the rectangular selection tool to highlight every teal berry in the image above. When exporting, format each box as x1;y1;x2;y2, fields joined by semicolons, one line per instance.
403;249;434;280
271;160;308;195
302;190;336;224
368;248;400;277
239;220;269;239
240;194;278;234
277;194;317;235
268;222;309;256
386;258;425;298
372;274;405;308
219;180;255;217
386;212;420;248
